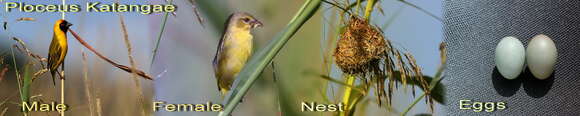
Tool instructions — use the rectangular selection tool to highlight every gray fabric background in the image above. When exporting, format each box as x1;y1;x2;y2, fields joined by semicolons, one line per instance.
444;0;580;115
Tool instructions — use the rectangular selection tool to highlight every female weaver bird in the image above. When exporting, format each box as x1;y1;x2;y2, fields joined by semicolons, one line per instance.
212;12;262;96
48;19;72;85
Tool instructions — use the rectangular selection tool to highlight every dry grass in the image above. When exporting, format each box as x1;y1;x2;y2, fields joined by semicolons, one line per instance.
96;98;102;116
118;14;147;116
185;0;205;27
81;51;94;116
0;107;7;116
12;37;50;81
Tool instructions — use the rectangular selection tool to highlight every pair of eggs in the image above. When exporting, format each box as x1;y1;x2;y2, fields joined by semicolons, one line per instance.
495;34;557;80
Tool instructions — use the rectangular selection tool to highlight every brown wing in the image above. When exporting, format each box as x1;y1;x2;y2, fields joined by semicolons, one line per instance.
48;34;65;85
213;14;237;94
212;14;235;74
212;33;227;73
47;34;65;73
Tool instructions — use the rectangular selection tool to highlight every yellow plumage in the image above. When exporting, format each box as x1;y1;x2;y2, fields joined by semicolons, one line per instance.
213;12;262;96
47;19;72;85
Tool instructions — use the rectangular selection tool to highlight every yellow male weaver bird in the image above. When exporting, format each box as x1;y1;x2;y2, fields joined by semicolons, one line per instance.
212;12;262;96
48;19;72;85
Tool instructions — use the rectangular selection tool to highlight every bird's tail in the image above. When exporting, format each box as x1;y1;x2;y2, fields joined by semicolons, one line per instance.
220;88;229;97
51;71;56;86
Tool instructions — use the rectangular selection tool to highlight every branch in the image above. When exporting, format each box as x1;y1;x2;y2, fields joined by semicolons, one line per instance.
185;0;206;27
68;29;153;80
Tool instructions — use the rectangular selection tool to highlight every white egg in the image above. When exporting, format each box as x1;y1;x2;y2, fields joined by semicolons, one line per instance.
495;36;526;80
527;34;557;80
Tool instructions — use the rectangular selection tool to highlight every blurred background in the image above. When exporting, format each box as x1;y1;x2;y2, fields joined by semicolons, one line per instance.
0;0;442;116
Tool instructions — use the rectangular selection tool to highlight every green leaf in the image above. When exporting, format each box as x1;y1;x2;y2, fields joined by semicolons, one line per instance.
345;84;367;116
21;63;31;103
150;0;173;65
218;0;323;116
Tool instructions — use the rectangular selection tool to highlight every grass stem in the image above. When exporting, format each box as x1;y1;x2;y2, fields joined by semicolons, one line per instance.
96;98;102;116
119;14;147;116
363;0;376;21
308;73;366;94
60;77;64;116
339;75;355;116
356;0;361;15
9;47;28;116
151;0;173;67
81;51;95;116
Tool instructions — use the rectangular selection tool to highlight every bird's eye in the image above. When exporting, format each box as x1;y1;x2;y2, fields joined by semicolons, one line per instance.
242;18;250;23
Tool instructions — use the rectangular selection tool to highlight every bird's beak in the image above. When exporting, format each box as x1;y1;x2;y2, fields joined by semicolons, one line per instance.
66;23;73;27
250;20;262;28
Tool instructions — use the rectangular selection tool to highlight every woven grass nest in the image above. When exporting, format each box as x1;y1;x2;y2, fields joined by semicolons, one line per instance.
333;16;386;74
